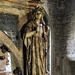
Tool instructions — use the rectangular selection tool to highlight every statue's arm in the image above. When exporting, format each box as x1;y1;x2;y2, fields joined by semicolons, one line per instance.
23;22;36;38
25;31;36;38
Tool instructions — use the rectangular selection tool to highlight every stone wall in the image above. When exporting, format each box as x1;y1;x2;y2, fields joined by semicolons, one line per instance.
45;0;75;75
0;13;18;47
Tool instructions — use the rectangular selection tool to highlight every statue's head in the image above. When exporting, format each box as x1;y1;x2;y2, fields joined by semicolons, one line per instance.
33;6;45;21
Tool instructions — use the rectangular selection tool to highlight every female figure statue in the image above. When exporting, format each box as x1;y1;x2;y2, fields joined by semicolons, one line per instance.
23;6;49;75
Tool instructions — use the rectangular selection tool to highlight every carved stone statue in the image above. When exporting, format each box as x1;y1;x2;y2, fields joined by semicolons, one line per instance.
23;6;49;75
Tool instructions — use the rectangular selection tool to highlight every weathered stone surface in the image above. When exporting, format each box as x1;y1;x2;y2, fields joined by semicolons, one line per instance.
46;0;75;75
0;13;18;47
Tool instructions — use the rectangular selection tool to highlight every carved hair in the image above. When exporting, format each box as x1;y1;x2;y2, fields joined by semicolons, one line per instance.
32;6;45;21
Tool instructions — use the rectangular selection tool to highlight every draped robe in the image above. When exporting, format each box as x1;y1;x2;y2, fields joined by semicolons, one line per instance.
23;21;48;75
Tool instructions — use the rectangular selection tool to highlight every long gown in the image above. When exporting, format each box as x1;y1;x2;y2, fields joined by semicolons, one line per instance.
23;21;48;75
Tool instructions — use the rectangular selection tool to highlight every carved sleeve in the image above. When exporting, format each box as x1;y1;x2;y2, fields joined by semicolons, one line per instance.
25;22;32;33
23;22;32;49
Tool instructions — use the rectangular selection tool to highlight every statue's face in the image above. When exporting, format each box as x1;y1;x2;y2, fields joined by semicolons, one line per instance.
35;11;42;20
